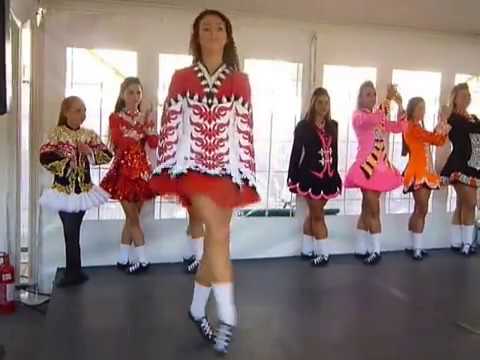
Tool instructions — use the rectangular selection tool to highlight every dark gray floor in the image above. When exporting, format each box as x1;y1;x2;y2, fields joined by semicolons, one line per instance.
1;301;47;360
3;251;480;360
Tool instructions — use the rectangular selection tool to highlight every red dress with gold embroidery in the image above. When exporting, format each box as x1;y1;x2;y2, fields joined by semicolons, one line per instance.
101;111;158;202
149;62;259;208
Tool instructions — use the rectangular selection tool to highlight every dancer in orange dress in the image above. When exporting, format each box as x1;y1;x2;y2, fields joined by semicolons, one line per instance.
150;10;259;355
100;77;158;274
402;97;450;260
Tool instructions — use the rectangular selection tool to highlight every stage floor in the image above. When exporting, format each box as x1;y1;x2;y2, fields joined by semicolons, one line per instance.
4;250;480;360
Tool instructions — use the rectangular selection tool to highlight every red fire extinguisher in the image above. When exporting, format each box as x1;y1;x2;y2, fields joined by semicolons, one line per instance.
0;252;15;314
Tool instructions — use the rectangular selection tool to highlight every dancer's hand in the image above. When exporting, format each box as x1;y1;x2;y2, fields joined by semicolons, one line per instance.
439;104;453;124
78;143;93;156
386;84;397;101
140;100;153;118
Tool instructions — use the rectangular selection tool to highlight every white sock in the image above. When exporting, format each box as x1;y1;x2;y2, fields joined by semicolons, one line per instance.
135;245;148;264
406;231;414;250
190;281;211;319
372;233;381;254
356;229;369;254
314;239;329;257
461;225;474;246
129;245;137;262
302;234;314;254
191;237;204;259
212;283;237;326
449;224;462;247
412;232;423;250
118;244;129;264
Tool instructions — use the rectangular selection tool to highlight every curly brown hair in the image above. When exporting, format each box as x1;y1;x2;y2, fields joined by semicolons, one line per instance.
189;9;240;71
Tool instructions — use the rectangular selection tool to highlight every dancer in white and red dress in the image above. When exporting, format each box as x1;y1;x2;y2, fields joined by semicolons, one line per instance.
150;9;259;355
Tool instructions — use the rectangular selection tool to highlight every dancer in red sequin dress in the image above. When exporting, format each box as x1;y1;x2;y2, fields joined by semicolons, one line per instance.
101;77;158;274
149;10;259;355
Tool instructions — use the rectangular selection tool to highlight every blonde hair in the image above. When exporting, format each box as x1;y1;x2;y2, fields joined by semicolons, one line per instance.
450;82;470;112
357;81;375;109
57;96;84;126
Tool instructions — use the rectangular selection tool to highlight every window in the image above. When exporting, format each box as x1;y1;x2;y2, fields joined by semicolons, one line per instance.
323;65;377;215
154;53;192;219
243;59;303;216
447;73;480;211
386;70;442;214
66;47;137;220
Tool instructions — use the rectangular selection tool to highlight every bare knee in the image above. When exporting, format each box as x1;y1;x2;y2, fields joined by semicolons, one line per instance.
368;203;380;219
311;212;325;224
126;214;141;228
414;204;428;219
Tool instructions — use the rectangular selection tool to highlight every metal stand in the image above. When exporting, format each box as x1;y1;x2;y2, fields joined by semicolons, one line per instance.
19;201;49;308
19;286;50;307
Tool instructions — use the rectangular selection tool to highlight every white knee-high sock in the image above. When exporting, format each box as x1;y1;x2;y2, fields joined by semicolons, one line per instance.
412;232;423;250
314;238;329;257
461;225;475;246
302;234;314;254
190;281;211;319
212;283;237;326
407;231;414;250
372;233;381;254
129;244;137;262
449;224;462;247
356;229;369;254
135;245;147;263
118;244;130;264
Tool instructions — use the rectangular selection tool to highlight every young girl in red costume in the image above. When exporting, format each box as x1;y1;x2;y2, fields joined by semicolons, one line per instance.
101;77;158;274
150;10;259;355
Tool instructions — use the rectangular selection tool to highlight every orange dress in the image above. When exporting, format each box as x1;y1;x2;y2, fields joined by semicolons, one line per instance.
403;122;447;193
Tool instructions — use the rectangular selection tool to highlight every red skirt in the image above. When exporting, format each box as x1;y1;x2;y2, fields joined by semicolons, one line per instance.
149;171;259;209
101;166;155;202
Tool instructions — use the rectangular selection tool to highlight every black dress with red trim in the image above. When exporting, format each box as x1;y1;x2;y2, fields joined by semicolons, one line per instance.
440;113;480;187
39;125;113;212
287;119;342;200
149;62;259;208
100;110;159;202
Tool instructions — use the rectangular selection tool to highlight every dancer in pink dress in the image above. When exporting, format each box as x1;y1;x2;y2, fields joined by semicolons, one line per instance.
345;82;406;265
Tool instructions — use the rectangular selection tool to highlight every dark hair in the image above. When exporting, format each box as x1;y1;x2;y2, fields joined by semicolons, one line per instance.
58;96;84;126
450;82;470;112
305;87;336;136
190;9;240;71
114;77;143;113
402;97;425;156
357;81;376;109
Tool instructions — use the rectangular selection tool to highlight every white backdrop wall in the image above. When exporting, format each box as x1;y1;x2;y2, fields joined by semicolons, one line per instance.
35;3;480;292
